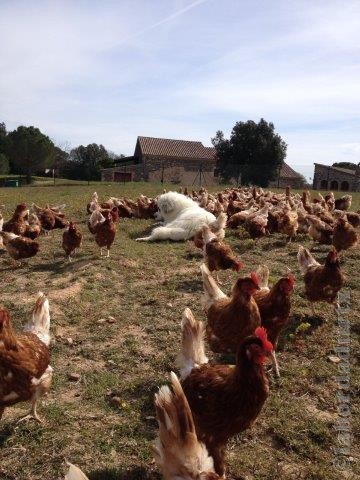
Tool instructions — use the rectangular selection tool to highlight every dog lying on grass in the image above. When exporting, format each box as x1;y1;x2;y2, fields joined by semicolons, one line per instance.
136;191;216;242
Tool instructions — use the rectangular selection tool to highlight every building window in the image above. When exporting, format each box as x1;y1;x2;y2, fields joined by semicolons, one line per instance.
320;179;328;189
330;180;339;190
340;181;349;191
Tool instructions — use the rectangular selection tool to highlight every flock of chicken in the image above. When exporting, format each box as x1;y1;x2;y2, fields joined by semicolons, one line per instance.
0;185;358;479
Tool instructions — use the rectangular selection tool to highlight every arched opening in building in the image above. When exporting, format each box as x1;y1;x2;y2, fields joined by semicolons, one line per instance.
320;179;328;189
330;180;339;190
340;181;349;191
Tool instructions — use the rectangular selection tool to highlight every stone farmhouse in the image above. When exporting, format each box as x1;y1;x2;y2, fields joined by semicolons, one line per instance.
101;135;304;187
313;163;360;192
101;136;217;186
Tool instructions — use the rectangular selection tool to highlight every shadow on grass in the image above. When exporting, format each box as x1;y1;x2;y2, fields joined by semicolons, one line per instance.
261;239;287;250
89;466;160;480
0;471;17;480
183;250;202;260
278;313;325;350
0;423;15;447
175;278;203;293
127;225;154;240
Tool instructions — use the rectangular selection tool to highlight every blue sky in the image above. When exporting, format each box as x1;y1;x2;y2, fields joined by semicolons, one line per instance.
1;0;360;181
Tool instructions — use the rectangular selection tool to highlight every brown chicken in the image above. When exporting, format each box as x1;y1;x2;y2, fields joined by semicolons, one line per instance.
91;210;116;257
53;214;68;229
297;246;345;313
154;371;220;480
193;213;227;249
0;293;52;422
345;211;360;228
0;232;39;265
201;264;261;353
24;213;42;239
332;217;358;252
201;224;243;282
244;207;269;238
324;192;335;210
62;222;83;261
306;216;333;244
334;195;352;211
2;203;28;235
253;266;295;377
179;308;272;476
38;206;56;233
278;205;298;241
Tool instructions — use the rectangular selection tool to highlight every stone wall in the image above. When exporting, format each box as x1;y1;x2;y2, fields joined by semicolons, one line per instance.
101;156;217;186
269;177;305;189
313;164;359;192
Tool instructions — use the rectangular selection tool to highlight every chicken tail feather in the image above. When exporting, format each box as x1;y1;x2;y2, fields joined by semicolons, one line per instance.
297;245;320;275
177;308;208;380
65;463;89;480
256;264;270;290
200;263;227;310
202;224;217;245
210;212;227;231
23;292;51;346
154;372;215;478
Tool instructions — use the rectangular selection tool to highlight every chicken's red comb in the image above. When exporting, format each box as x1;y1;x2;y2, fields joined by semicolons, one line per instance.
235;260;244;271
287;273;296;286
328;248;338;262
250;271;260;287
255;327;273;352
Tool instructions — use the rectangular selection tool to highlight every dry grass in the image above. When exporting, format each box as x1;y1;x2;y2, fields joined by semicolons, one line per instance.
0;183;359;480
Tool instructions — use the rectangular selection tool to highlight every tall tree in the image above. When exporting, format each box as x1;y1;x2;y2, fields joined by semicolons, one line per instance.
0;153;9;174
68;143;113;181
212;119;287;186
0;122;10;174
0;122;7;152
7;126;55;183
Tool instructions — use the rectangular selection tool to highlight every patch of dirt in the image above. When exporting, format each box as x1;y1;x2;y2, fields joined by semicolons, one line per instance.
277;462;308;479
50;281;83;301
306;402;336;422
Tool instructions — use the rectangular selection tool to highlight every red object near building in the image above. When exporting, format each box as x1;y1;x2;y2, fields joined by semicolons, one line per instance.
113;171;132;182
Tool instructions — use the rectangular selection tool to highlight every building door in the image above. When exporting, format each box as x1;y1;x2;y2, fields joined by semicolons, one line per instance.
320;180;328;189
330;180;339;190
340;181;349;191
114;171;132;182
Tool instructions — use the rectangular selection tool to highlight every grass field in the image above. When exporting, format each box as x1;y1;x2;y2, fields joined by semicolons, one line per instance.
0;183;359;480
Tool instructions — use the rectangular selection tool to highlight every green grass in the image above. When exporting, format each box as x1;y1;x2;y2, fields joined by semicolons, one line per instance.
0;182;359;480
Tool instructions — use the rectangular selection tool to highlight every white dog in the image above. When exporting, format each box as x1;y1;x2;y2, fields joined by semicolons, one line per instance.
136;191;216;241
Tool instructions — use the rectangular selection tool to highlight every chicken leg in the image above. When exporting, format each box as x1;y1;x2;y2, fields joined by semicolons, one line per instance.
17;366;53;424
271;351;280;378
208;443;226;478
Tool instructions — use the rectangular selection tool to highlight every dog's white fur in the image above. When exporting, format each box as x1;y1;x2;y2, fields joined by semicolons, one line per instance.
136;191;216;241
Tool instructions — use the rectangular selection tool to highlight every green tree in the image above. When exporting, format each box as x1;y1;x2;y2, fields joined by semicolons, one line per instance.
68;143;113;181
7;126;55;183
0;123;10;174
0;122;8;155
0;153;9;174
212;119;287;186
332;162;357;171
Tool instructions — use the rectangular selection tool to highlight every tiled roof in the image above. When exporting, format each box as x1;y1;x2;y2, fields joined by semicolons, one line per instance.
280;162;303;179
137;136;216;160
314;163;356;176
